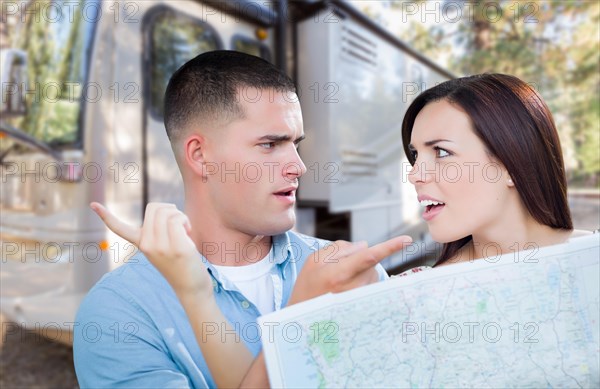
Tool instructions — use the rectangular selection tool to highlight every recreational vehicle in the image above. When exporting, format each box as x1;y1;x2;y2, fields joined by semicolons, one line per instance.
0;0;451;343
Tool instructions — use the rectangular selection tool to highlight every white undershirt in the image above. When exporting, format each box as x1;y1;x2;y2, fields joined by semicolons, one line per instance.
212;251;276;315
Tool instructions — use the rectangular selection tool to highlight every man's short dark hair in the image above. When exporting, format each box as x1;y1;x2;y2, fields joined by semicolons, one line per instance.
164;50;296;141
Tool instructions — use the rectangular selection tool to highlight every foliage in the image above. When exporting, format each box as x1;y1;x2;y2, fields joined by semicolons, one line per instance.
368;0;599;187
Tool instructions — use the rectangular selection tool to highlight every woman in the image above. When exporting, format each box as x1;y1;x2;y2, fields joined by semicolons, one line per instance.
402;73;587;269
92;73;593;387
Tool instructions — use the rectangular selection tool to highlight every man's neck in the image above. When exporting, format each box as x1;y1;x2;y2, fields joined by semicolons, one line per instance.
185;207;273;266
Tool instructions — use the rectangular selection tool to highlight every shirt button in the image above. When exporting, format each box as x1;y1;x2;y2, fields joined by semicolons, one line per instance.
241;300;250;309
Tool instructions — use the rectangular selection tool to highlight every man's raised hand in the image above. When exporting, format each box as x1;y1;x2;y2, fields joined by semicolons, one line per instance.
90;202;212;297
289;236;413;305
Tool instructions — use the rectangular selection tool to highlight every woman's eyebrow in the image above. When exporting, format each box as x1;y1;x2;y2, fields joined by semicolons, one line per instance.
424;139;453;146
408;139;452;150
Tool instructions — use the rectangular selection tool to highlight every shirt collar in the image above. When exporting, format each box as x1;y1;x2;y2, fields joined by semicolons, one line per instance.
204;232;295;292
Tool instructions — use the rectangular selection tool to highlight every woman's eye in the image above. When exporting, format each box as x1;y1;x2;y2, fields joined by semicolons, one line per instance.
410;150;418;161
435;147;450;158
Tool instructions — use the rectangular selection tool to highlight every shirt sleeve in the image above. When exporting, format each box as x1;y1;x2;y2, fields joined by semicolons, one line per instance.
73;285;198;388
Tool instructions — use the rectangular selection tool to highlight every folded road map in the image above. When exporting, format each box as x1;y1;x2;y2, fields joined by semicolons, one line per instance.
259;234;600;388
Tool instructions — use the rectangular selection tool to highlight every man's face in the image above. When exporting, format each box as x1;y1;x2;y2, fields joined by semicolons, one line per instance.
201;88;306;238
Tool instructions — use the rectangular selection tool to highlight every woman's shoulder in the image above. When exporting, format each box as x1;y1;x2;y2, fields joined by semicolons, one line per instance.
392;265;432;278
570;229;597;239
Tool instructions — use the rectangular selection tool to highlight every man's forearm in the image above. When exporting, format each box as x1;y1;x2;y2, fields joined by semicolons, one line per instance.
239;353;269;388
177;291;254;388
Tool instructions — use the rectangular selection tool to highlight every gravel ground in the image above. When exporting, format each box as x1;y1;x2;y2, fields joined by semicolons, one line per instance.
0;312;79;389
0;195;598;389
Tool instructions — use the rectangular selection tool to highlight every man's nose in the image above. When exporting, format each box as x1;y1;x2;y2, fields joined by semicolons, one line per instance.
284;147;306;179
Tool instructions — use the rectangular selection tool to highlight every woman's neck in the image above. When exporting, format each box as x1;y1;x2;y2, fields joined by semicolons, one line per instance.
444;224;574;266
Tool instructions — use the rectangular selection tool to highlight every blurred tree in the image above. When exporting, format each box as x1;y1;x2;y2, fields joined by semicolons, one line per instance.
380;0;599;187
5;0;89;145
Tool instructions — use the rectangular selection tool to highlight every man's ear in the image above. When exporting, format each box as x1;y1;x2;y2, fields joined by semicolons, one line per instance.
184;134;209;178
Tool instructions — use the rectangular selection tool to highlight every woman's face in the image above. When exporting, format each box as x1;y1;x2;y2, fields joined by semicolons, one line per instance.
407;99;514;243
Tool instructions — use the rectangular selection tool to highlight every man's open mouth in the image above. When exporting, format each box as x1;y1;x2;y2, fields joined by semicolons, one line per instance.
275;190;294;197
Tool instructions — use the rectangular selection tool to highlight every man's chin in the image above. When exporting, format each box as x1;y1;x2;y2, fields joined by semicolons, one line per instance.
257;217;295;237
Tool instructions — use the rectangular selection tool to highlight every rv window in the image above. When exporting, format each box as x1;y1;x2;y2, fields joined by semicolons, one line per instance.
147;8;221;118
232;35;272;62
3;0;99;149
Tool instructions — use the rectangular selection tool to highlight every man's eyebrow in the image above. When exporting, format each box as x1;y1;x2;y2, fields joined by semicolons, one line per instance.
257;134;291;142
409;139;453;150
257;134;306;143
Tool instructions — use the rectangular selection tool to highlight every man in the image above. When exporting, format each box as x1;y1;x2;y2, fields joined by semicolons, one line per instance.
74;51;408;388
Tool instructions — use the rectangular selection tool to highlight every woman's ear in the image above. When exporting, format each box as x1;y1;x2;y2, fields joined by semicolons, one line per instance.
184;135;209;178
498;163;515;188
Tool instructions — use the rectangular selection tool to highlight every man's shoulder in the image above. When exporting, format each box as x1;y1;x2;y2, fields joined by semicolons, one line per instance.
76;252;173;318
73;254;207;388
94;253;164;288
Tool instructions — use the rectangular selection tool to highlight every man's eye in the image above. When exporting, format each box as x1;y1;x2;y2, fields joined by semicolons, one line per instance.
259;142;276;149
435;147;450;158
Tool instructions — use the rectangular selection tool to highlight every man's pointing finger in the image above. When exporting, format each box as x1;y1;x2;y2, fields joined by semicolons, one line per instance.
346;235;413;274
90;202;141;245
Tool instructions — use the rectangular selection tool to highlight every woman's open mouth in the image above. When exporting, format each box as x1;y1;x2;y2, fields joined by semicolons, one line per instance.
420;199;445;221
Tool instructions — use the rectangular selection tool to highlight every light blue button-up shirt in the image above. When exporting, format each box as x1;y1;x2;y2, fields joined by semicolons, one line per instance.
73;231;388;388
